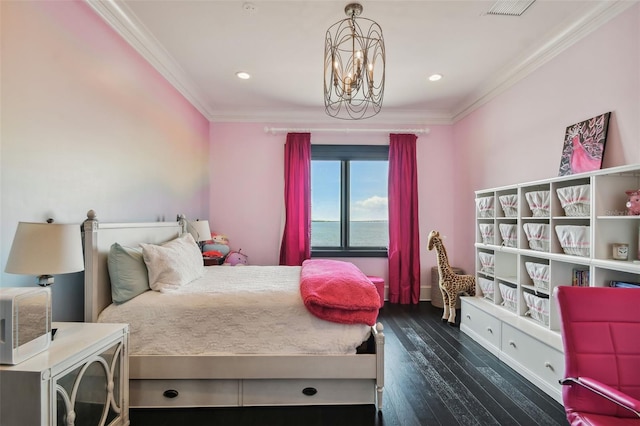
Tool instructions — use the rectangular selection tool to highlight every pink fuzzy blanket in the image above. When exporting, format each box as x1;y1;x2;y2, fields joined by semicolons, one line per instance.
300;259;380;326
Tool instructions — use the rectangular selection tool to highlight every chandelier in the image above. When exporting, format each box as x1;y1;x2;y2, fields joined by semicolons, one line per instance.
324;3;385;120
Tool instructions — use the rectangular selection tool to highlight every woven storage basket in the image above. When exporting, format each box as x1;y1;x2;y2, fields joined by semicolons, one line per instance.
498;194;518;218
499;223;517;248
525;262;550;292
555;225;590;257
557;184;591;217
430;266;465;308
475;196;494;218
478;252;495;275
523;292;549;326
478;277;494;301
478;223;494;244
499;283;517;313
525;191;550;217
523;223;550;252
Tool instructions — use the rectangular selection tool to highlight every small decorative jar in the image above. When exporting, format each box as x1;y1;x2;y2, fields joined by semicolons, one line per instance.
612;243;629;261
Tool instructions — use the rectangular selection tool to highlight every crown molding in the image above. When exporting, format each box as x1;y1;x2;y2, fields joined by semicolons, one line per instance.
207;108;454;125
86;0;635;125
451;0;636;123
85;0;214;120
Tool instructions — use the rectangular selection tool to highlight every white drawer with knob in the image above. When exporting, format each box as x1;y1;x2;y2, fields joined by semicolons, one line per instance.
130;379;240;407
242;379;375;406
501;323;564;400
460;298;501;355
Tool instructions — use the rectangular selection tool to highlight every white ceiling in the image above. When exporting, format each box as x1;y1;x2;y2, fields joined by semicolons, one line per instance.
87;0;631;124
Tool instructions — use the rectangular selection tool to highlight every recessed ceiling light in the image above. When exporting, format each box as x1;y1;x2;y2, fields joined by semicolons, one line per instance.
236;72;251;80
428;74;443;82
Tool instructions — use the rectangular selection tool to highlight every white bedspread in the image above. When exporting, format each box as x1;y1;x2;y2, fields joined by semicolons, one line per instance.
98;265;372;355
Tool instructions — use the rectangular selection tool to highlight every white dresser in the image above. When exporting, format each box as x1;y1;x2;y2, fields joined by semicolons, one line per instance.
0;322;129;426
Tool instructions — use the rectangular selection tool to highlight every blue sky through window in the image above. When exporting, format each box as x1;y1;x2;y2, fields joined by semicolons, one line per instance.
311;161;388;221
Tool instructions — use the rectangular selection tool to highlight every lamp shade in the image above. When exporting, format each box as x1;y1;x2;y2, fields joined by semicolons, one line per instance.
5;222;84;276
188;220;211;243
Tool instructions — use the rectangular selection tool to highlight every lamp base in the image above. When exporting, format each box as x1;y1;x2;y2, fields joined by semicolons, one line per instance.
37;275;54;287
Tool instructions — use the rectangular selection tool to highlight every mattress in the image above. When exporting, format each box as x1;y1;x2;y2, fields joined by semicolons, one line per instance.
98;265;372;356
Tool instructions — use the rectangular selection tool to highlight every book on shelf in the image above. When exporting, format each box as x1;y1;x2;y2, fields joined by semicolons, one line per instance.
609;280;640;289
571;268;590;287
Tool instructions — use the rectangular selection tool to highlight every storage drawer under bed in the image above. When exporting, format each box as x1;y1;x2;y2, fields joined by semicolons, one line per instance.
131;378;377;408
242;379;376;406
130;379;240;407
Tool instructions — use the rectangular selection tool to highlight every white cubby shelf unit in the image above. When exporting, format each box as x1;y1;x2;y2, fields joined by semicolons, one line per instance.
463;163;640;403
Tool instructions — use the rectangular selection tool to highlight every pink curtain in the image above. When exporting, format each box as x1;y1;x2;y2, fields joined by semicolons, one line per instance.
388;134;421;304
279;133;311;266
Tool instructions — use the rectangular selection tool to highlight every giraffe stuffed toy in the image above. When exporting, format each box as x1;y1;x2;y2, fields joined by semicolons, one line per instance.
427;230;476;325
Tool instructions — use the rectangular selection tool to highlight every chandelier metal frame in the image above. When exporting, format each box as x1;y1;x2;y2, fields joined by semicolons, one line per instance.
324;3;385;120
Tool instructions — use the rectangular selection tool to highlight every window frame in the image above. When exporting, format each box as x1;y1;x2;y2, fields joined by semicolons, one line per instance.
310;144;389;258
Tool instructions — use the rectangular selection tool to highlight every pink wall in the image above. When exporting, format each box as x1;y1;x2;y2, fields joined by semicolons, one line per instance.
1;1;210;320
209;124;285;266
452;4;640;275
209;123;457;297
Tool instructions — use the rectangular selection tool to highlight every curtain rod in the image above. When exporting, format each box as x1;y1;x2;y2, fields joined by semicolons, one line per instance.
264;126;430;135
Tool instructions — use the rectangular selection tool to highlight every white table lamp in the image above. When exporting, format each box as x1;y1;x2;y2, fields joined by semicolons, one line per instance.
5;220;85;286
188;220;211;251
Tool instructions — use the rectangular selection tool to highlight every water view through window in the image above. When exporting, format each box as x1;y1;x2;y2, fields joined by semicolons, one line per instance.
311;159;388;248
311;220;389;247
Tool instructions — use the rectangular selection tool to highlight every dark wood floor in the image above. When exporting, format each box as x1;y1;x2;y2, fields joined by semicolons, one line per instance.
130;302;569;425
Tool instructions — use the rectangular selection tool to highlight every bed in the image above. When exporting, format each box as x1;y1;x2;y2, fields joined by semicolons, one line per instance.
82;210;384;410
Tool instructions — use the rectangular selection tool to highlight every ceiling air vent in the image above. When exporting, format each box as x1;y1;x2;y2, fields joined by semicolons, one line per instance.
486;0;536;16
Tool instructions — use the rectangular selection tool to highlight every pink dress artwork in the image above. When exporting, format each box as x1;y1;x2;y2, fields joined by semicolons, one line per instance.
570;134;602;174
558;112;610;176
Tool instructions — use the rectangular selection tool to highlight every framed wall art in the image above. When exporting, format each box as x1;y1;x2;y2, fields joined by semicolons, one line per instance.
558;112;611;176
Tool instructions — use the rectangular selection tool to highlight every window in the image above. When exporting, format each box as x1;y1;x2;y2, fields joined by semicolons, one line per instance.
311;145;389;257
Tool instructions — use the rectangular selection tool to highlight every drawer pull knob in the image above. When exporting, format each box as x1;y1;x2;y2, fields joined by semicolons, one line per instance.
486;327;493;334
545;362;554;371
302;387;318;396
163;389;179;399
466;315;471;320
509;340;516;348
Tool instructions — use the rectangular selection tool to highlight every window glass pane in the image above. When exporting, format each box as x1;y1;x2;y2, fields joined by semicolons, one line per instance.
311;161;341;247
349;161;389;247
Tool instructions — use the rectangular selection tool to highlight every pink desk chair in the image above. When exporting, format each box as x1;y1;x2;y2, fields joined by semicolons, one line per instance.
556;286;640;425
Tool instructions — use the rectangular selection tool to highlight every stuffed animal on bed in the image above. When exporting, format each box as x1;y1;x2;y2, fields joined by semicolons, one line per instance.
203;250;224;258
211;233;229;245
202;232;231;257
224;249;248;266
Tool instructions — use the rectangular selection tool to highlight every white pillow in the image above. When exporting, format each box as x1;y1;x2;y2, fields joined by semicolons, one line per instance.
141;233;204;292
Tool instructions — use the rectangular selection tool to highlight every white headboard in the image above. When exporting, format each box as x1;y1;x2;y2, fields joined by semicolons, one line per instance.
82;210;185;322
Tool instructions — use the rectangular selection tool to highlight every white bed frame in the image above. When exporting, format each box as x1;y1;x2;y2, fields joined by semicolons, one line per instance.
82;211;384;410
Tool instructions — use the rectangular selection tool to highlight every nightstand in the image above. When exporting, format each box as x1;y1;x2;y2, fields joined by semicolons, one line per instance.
203;256;224;266
0;322;129;426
